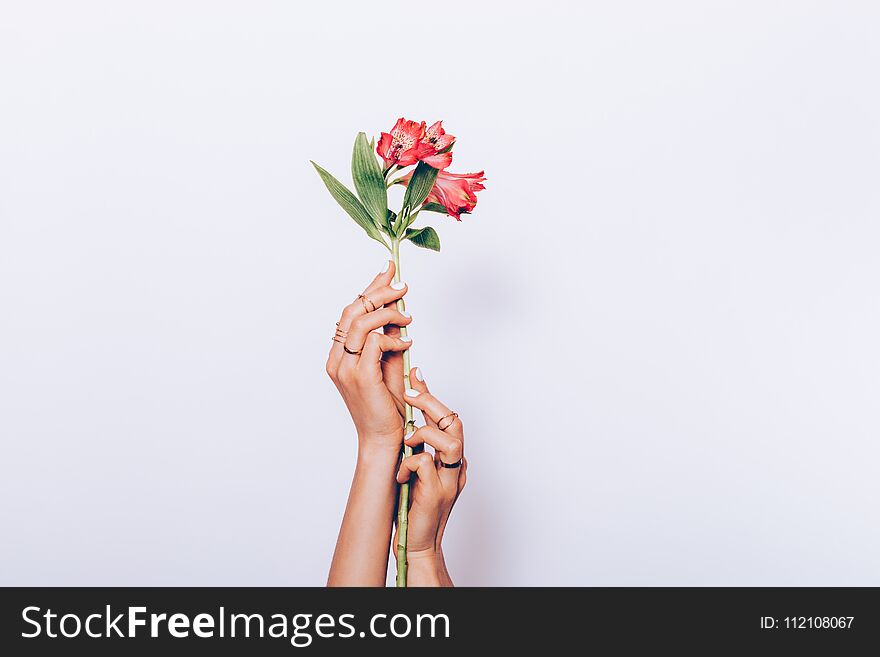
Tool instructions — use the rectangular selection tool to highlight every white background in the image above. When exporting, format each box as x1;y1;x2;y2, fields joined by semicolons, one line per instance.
1;1;878;586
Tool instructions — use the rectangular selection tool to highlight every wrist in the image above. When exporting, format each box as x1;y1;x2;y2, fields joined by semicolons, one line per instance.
356;440;401;467
405;549;445;587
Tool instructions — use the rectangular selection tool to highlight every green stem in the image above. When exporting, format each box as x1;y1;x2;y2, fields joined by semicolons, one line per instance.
392;238;414;587
384;164;399;183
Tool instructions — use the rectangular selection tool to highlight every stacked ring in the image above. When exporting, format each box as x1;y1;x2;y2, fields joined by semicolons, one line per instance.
358;294;377;313
437;412;459;432
333;322;348;344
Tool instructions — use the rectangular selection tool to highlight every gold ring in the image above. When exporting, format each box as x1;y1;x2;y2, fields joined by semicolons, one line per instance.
437;412;459;432
334;322;348;343
358;294;377;313
343;345;361;356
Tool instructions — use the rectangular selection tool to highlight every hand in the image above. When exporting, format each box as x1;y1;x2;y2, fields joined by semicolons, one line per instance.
326;260;413;451
394;369;467;585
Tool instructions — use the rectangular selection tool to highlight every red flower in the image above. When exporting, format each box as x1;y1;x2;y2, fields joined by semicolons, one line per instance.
418;121;454;170
400;169;486;220
377;118;426;168
376;118;454;170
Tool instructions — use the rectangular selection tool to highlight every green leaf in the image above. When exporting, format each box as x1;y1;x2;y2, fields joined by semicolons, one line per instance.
421;202;448;215
351;132;389;231
311;161;387;247
392;207;409;236
404;226;441;252
379;210;397;237
402;161;439;213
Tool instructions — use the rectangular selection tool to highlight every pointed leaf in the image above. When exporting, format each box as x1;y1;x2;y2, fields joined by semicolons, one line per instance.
404;226;441;252
392;206;409;236
402;161;439;213
421;202;448;214
311;161;387;247
379;210;397;237
351;132;389;230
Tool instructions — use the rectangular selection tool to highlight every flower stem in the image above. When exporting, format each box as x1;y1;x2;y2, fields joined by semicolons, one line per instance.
391;238;414;587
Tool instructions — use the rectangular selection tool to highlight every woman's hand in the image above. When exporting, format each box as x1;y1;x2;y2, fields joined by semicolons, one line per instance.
326;260;415;586
326;260;412;452
394;369;467;586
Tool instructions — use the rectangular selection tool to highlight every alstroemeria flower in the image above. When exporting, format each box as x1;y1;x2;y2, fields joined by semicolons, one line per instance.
417;121;454;170
377;118;454;170
377;118;428;168
399;169;486;220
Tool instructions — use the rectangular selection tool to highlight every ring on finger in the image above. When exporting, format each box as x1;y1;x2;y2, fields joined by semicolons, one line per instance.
333;322;349;343
440;458;463;469
343;345;361;356
358;294;377;313
437;412;459;432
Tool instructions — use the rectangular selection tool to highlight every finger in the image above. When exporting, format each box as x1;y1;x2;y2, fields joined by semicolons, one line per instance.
359;280;408;315
359;332;412;379
404;426;462;461
396;452;442;494
363;259;396;295
380;312;411;398
331;284;408;367
328;260;403;369
407;367;433;427
381;279;409;339
405;426;463;488
382;319;402;339
404;381;463;442
380;324;405;399
345;308;412;355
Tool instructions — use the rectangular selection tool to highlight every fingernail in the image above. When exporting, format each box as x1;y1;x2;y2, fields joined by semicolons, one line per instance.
380;260;390;274
400;336;412;343
404;430;415;442
391;281;406;290
405;389;420;398
400;310;411;318
414;367;424;382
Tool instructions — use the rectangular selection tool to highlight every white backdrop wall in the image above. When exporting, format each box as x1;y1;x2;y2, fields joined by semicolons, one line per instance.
1;1;879;585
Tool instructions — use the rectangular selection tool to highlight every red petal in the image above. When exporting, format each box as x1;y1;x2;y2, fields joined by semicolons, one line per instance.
396;150;420;167
376;132;395;165
420;151;453;170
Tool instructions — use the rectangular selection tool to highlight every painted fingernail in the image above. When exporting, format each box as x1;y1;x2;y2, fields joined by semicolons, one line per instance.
400;336;412;343
405;389;420;398
414;367;424;382
380;260;390;274
391;281;406;290
400;310;411;318
404;430;415;442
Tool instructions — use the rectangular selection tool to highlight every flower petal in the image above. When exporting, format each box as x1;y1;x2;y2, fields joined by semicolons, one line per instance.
419;151;453;170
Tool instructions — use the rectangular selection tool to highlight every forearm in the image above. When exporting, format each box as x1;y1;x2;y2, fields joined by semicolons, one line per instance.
327;441;400;586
